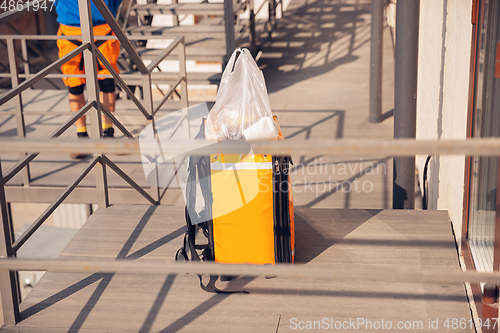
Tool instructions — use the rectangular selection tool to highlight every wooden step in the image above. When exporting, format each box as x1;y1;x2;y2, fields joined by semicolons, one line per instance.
121;71;222;85
127;24;225;37
132;3;225;16
132;38;226;62
115;98;182;112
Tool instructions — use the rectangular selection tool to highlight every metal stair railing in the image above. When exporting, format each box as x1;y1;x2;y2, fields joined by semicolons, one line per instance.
2;136;500;325
0;0;189;192
125;0;280;65
0;35;189;91
0;0;189;324
226;0;281;60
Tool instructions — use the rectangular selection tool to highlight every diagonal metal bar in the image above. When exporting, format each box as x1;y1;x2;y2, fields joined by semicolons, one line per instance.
115;0;125;22
147;36;184;72
255;0;267;16
94;48;151;119
3;154;37;185
2;102;95;184
0;43;90;106
153;76;184;116
121;0;134;31
91;0;149;74
50;101;95;138
0;159;20;325
103;156;157;205
0;0;38;25
158;155;187;201
166;114;188;141
11;156;100;254
99;102;134;138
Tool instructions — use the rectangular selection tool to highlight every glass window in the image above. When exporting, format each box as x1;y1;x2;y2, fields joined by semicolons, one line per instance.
467;0;500;273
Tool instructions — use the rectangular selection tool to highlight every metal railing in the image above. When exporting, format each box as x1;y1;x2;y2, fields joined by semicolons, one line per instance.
0;0;489;329
232;0;280;57
125;0;280;63
0;0;189;324
0;137;500;325
2;257;500;285
2;137;500;157
0;4;188;188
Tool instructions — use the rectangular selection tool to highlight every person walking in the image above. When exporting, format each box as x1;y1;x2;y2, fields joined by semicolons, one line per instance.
55;0;122;158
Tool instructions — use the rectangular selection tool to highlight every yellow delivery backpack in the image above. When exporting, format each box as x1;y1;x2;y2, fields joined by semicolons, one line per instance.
176;118;295;292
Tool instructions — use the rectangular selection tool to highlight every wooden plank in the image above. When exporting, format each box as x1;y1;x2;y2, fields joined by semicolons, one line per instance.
133;3;225;15
0;8;472;332
134;44;226;62
2;206;472;333
127;24;225;36
120;71;222;85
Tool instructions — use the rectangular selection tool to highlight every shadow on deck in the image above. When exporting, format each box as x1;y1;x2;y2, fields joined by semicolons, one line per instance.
0;205;472;333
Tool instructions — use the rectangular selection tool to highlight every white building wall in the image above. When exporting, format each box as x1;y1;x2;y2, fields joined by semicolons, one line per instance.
416;0;443;208
416;0;472;245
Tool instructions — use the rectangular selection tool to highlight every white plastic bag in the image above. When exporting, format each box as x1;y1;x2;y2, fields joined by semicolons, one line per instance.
205;48;278;141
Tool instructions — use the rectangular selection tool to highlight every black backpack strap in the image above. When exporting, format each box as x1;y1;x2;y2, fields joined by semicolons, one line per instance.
185;189;246;293
197;275;248;294
178;120;247;294
175;232;189;261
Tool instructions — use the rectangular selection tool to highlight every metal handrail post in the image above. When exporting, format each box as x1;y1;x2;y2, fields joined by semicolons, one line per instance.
393;0;420;209
369;0;383;124
270;0;278;29
178;36;190;144
20;39;30;83
178;37;189;111
173;0;180;25
142;74;154;119
267;0;272;39
249;0;256;53
223;0;236;67
142;72;160;202
6;38;30;187
0;159;20;325
148;150;160;202
78;0;109;209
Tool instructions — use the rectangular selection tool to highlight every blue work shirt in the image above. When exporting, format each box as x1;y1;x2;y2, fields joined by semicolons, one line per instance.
55;0;123;27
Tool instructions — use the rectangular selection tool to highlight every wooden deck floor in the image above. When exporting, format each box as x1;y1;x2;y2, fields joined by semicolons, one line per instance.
0;205;472;332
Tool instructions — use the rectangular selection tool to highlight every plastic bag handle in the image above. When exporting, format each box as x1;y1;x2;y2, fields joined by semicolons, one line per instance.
231;48;243;73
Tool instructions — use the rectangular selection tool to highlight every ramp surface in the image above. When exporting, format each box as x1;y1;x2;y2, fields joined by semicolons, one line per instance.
0;205;472;332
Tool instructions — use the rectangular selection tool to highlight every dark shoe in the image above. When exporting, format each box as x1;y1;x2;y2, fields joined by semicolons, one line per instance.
103;127;114;138
70;132;91;159
77;132;89;138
